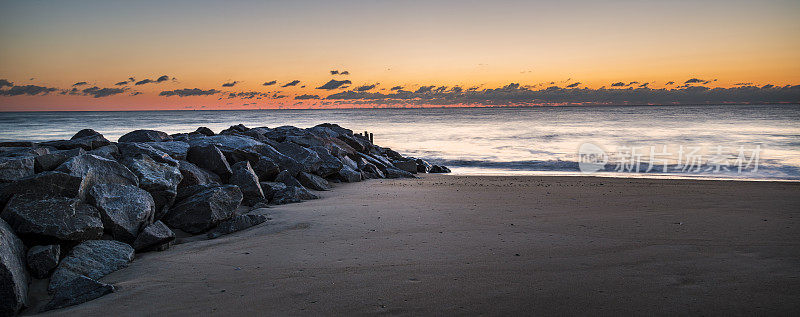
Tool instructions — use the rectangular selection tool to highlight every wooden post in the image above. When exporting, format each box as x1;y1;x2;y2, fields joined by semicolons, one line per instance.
369;133;374;143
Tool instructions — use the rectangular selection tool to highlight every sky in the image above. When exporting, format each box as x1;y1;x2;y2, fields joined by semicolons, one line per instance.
1;0;799;111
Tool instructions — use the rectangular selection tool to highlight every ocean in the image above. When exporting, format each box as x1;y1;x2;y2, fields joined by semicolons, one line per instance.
2;104;799;180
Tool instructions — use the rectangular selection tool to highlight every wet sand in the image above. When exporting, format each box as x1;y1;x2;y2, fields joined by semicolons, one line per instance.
38;175;800;316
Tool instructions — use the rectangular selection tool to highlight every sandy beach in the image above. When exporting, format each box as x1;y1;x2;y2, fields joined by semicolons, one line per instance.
34;175;800;316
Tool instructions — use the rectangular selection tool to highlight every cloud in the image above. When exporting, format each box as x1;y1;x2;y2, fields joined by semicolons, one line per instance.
222;81;239;87
135;75;171;85
611;82;625;87
294;94;320;100
638;82;649;88
262;80;277;86
0;79;13;88
390;85;403;91
734;82;753;86
0;85;58;96
330;70;339;75
415;85;435;93
115;81;129;86
316;79;351;90
159;88;220;97
356;84;376;91
72;81;88;87
685;78;706;84
281;80;300;87
82;86;126;98
566;82;581;88
665;81;675;85
340;71;350;75
321;82;800;106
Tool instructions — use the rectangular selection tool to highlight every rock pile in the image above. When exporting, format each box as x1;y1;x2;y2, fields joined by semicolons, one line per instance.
0;123;448;314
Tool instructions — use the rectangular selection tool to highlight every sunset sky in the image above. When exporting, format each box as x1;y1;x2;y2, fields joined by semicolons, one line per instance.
1;0;799;111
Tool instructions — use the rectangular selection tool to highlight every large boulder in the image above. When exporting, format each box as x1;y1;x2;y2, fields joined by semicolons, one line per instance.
429;165;451;173
0;156;35;183
1;194;103;243
193;127;215;136
177;160;221;188
48;240;134;292
118;129;172;143
270;185;318;205
274;141;322;174
87;184;155;243
252;156;280;181
384;167;416;179
71;129;102;140
206;210;270;239
163;185;242;234
336;165;362;183
186;144;232;181
2;171;83;202
297;171;330;191
230;161;264;206
415;158;432;173
259;182;286;201
55;154;139;189
87;144;118;159
392;160;418;174
145;141;190;160
40;132;111;151
117;142;179;166
310;146;344;177
27;244;60;279
274;170;303;188
132;220;175;252
0;218;29;316
34;148;86;172
121;155;182;217
42;276;114;312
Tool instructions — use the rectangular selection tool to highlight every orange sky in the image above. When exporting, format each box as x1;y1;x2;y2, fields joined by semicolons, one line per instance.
1;0;799;111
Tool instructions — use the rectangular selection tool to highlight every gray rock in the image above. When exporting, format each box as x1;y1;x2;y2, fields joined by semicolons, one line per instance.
121;155;182;218
118;129;172;143
3;171;83;200
87;144;119;159
34;148;86;172
384;167;416;179
415;158;432;173
193;127;215;136
40;133;111;151
87;184;155;243
252;156;280;181
0;218;29;316
48;240;133;293
230;161;264;206
71;129;102;140
392;160;418;174
145;141;190;160
27;244;60;279
206;210;269;239
341;155;359;170
117;142;179;166
429;165;451;173
1;194;103;243
186;144;232;181
310;146;344;177
163;185;242;234
259;182;286;201
336;165;362;183
274;170;303;188
56;154;139;189
297;171;330;191
271;185;318;205
42;276;114;312
177;160;221;188
274;141;322;174
0;156;35;183
132;220;175;252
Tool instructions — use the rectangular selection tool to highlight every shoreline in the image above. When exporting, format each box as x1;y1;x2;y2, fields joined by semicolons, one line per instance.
447;170;800;183
37;174;800;316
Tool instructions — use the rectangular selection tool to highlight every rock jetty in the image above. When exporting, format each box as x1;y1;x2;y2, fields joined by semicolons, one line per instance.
0;123;449;314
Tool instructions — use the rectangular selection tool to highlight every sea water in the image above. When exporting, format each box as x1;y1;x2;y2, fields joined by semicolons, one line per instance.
2;104;798;180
